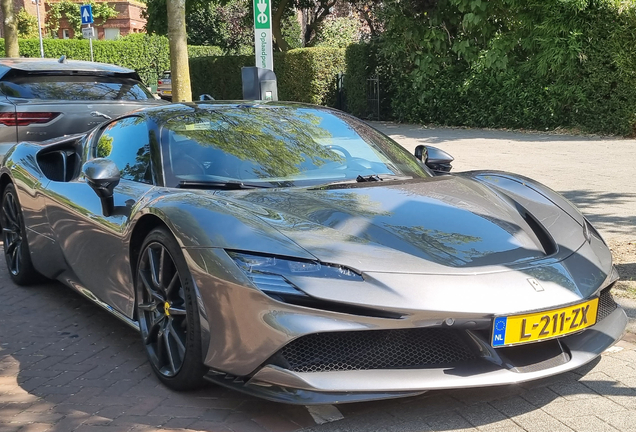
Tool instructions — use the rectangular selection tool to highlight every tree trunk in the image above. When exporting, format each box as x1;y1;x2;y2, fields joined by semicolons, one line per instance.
166;0;191;102
1;0;19;58
271;0;290;51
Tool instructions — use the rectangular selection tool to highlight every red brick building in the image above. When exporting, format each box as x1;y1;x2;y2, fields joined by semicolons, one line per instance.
0;0;146;40
0;0;47;38
49;0;146;40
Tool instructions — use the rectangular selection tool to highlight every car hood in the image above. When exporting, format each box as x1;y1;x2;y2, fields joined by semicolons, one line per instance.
213;175;587;275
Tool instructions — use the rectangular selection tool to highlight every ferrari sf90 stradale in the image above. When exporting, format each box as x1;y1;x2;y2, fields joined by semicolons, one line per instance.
1;102;626;404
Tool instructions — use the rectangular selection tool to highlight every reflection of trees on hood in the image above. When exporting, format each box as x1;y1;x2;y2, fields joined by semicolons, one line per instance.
237;189;392;223
391;225;485;267
165;107;343;179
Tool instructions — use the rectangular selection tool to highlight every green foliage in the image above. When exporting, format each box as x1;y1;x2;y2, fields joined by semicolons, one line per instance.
375;0;636;135
16;8;39;39
0;35;217;88
145;0;253;54
314;17;362;48
343;43;374;117
281;12;303;49
46;0;118;37
190;47;346;105
188;45;224;58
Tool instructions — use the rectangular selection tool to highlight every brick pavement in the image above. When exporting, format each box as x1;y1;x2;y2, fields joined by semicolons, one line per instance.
1;126;635;432
1;271;635;432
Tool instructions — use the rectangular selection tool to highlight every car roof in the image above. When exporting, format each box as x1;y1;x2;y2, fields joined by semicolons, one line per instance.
0;58;135;74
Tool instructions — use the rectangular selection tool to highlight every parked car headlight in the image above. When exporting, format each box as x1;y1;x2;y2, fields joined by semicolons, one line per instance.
227;251;362;298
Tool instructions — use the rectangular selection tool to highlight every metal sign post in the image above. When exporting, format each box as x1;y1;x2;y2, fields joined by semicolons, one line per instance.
35;0;44;58
253;0;273;71
80;5;94;62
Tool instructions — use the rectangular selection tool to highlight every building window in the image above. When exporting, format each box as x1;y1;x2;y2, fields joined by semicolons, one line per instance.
104;28;120;40
62;29;70;39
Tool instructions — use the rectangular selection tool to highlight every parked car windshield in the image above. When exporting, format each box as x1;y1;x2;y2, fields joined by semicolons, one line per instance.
162;106;431;188
0;76;154;100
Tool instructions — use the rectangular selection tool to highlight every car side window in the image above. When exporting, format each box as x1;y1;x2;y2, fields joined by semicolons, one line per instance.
95;117;153;184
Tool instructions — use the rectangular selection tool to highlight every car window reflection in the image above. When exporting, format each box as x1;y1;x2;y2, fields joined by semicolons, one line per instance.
96;117;153;184
162;107;430;187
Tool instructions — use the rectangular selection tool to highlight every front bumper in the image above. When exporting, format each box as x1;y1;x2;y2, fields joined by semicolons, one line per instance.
204;306;627;404
183;247;626;404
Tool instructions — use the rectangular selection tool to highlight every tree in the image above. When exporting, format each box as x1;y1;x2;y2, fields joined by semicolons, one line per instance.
145;0;254;53
1;0;19;57
17;8;39;39
166;0;192;102
145;0;330;51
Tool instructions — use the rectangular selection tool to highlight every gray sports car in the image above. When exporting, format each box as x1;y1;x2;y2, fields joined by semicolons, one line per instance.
1;102;626;404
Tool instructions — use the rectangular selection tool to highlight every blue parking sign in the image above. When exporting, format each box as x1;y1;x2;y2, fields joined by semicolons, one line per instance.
80;5;93;25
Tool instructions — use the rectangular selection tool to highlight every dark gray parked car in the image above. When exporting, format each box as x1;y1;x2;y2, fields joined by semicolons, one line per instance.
0;102;627;404
0;57;166;160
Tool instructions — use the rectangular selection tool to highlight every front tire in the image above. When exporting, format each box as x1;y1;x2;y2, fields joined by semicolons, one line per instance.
1;183;41;285
135;227;208;390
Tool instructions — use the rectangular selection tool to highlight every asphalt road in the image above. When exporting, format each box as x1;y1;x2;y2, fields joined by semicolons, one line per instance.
0;125;635;432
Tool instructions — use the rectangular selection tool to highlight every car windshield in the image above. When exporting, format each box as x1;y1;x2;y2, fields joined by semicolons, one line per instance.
0;76;153;100
162;106;431;188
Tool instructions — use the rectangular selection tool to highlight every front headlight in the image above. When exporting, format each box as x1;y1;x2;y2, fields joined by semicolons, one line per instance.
227;251;362;299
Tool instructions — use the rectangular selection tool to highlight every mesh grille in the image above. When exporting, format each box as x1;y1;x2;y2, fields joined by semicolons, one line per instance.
279;328;476;373
597;288;618;322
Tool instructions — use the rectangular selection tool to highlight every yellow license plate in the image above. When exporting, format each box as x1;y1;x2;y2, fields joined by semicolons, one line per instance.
491;298;599;347
164;90;172;95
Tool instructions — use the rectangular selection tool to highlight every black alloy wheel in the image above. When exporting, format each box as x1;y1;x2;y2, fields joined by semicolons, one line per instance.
136;227;208;390
1;184;41;285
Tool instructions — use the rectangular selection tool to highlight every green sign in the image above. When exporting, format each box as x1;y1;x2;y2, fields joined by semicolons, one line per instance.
254;0;271;29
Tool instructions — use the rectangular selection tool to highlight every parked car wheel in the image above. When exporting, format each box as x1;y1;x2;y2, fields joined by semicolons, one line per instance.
1;184;42;285
135;227;208;390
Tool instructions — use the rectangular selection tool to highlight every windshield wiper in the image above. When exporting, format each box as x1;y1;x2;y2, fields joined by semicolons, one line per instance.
312;175;414;189
356;174;383;182
178;180;269;190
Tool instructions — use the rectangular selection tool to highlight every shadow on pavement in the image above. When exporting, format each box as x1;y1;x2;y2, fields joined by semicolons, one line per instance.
1;264;634;432
0;276;313;432
560;189;636;237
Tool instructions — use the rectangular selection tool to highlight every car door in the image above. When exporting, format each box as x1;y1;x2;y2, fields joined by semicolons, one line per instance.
44;116;158;318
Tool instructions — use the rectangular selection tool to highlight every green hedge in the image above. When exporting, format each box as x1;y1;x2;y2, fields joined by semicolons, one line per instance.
190;48;346;106
376;0;636;135
0;35;221;86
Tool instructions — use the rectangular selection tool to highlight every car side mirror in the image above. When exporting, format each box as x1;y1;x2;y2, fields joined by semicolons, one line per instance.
414;145;454;175
83;158;120;216
199;94;215;101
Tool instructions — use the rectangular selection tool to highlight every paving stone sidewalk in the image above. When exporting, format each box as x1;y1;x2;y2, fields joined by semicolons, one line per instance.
1;126;635;432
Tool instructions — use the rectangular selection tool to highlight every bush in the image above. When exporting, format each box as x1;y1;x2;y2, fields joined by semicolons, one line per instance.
343;43;374;118
376;0;636;135
314;17;362;49
188;45;224;58
190;48;346;105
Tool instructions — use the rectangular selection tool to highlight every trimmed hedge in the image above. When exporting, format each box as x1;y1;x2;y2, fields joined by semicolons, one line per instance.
190;48;346;106
377;0;636;135
0;35;221;86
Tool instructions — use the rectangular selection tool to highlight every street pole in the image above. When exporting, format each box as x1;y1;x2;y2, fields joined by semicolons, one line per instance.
35;0;44;58
89;24;93;62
